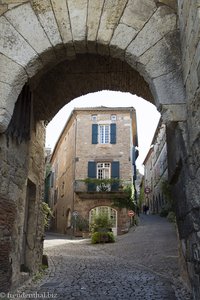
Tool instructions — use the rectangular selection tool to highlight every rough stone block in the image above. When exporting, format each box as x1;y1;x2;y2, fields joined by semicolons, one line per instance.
121;0;156;31
0;4;7;15
110;23;137;59
137;32;181;79
67;0;87;52
0;53;27;91
97;0;127;45
31;0;64;57
151;68;186;106
0;82;18;114
51;0;75;58
87;0;104;49
0;108;11;133
1;0;27;3
0;16;42;77
160;104;187;123
126;6;177;58
5;3;55;64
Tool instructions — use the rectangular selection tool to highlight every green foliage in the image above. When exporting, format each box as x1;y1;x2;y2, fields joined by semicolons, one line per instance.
159;208;169;217
138;184;145;211
74;215;89;231
167;211;176;223
90;212;112;233
32;264;48;283
42;202;53;228
91;231;115;244
133;215;139;226
160;180;175;219
83;178;121;191
112;184;135;209
161;180;174;210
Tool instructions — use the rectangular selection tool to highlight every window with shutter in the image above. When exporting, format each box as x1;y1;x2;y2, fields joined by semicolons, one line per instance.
92;123;117;144
99;125;110;144
97;162;111;191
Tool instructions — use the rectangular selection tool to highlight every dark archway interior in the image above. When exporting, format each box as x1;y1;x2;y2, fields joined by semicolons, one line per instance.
31;54;153;122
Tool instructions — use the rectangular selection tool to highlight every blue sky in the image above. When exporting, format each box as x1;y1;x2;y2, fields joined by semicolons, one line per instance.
45;91;160;174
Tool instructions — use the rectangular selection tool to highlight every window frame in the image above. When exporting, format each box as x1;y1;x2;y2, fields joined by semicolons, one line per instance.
99;124;110;144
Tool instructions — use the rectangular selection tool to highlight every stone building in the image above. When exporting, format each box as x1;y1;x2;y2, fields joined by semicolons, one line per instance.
143;119;168;214
49;107;138;236
0;1;200;297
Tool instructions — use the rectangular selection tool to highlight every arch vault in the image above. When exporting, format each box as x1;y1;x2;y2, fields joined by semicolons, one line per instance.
0;1;200;298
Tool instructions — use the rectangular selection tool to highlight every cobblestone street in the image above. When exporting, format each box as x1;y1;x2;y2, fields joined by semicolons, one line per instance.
11;215;192;300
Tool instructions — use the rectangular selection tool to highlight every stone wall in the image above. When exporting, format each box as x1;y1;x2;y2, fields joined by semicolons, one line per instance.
0;0;199;297
175;1;200;298
0;197;16;292
50;115;76;234
0;118;45;291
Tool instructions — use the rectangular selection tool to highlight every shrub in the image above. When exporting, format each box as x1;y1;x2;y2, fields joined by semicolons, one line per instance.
90;212;112;233
91;231;115;244
42;202;53;228
167;211;176;223
159;208;169;217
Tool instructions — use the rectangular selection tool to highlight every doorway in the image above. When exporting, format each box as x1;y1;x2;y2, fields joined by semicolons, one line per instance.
89;206;117;236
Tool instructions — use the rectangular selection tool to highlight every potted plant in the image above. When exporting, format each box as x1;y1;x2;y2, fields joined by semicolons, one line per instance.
90;212;115;244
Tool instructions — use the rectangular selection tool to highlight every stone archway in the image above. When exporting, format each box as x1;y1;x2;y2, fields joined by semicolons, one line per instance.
0;0;199;297
0;0;185;132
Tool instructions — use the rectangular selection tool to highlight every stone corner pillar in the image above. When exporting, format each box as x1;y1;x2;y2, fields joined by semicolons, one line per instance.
158;103;187;124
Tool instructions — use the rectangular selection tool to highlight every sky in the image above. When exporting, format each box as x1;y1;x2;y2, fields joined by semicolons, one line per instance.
45;91;160;174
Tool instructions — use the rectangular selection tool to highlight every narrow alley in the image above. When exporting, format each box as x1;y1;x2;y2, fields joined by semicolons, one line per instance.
11;215;192;300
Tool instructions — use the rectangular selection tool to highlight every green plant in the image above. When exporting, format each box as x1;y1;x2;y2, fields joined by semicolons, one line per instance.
91;231;115;244
83;178;121;191
90;212;113;233
42;202;53;228
167;211;176;223
138;183;144;211
32;264;48;283
161;180;174;211
112;184;136;209
75;215;89;232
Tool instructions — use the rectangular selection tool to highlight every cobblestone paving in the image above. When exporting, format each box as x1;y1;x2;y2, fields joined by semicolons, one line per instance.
10;215;192;300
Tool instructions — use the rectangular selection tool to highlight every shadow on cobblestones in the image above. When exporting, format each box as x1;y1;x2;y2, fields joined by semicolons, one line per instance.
11;215;192;300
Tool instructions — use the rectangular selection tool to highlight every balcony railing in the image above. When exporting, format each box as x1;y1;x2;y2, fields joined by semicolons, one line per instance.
74;179;132;199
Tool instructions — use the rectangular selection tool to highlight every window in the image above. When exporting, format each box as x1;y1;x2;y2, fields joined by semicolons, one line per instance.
99;125;110;144
88;161;119;192
97;162;111;179
92;123;116;144
97;162;111;191
111;114;116;121
91;115;97;121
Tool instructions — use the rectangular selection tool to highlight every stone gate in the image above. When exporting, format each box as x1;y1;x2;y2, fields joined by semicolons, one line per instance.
0;0;199;298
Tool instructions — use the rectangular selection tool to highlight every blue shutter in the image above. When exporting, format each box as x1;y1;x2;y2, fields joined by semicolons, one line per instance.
92;124;98;144
132;146;139;164
133;164;137;180
111;161;119;191
110;123;116;144
88;161;96;191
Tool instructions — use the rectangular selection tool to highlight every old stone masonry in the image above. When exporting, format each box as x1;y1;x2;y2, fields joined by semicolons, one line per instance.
9;215;192;300
0;1;200;299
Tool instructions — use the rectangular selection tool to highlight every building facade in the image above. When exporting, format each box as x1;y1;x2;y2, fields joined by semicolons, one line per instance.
143;119;168;214
48;107;138;236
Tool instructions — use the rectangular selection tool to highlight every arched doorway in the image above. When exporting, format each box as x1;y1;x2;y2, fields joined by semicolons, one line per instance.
89;206;118;236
